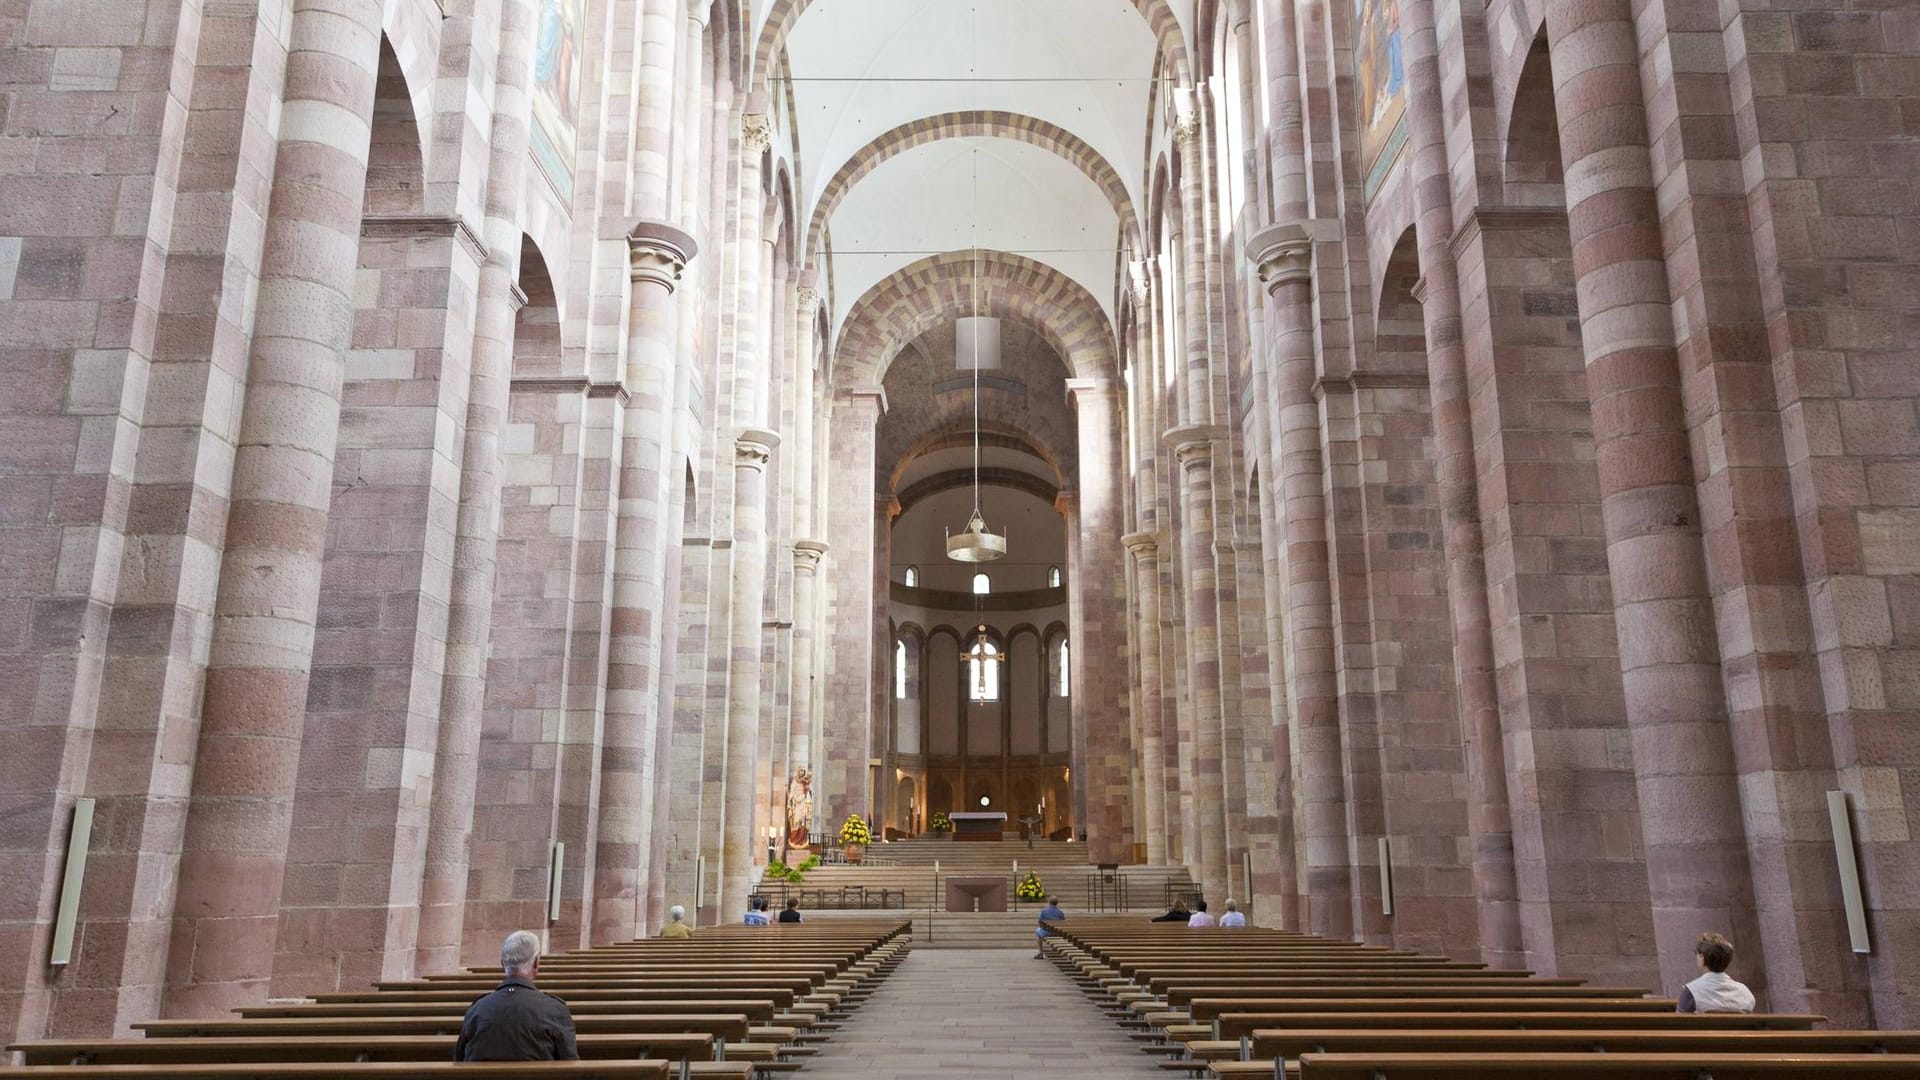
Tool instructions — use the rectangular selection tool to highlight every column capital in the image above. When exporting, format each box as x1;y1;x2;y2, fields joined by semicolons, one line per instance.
1064;377;1115;407
1054;489;1079;515
687;0;712;28
627;220;698;290
1164;423;1225;466
1122;531;1160;558
1127;259;1152;306
1246;222;1322;293
1168;87;1201;148
793;539;830;569
835;384;888;416
796;285;820;312
735;426;781;470
507;281;529;311
740;112;773;154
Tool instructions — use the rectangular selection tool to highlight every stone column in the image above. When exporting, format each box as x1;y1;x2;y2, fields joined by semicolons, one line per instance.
1166;425;1231;903
1246;224;1351;938
1123;532;1169;863
1545;0;1754;989
1389;0;1523;968
166;0;385;1017
710;110;775;918
824;387;887;826
788;540;829;783
647;0;712;935
1067;379;1131;862
719;428;780;912
593;221;697;945
416;0;538;976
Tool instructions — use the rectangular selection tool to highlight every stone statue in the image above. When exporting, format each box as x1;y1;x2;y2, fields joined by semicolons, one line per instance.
784;769;814;851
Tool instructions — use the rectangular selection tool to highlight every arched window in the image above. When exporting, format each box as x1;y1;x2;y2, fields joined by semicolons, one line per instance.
1057;639;1070;696
903;566;918;587
972;572;990;595
1048;565;1062;588
895;639;908;699
967;638;1001;702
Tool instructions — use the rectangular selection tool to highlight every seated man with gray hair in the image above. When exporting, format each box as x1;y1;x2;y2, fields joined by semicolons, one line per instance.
452;930;578;1061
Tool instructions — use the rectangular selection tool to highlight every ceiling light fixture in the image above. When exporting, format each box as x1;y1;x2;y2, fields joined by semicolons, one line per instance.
947;34;1006;565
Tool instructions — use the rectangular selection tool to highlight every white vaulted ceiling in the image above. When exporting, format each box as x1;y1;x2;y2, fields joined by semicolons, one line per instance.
826;138;1122;331
771;0;1162;332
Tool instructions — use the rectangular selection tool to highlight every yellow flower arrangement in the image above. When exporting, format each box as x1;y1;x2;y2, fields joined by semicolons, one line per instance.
1016;871;1045;902
839;813;872;846
929;811;952;833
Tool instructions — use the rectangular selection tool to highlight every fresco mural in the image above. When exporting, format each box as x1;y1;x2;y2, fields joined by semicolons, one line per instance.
531;0;584;201
1354;0;1407;201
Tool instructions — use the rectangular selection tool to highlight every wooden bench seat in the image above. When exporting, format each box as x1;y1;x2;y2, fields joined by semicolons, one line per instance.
237;1000;780;1023
0;1064;674;1080
1291;1052;1920;1079
1191;1029;1920;1076
310;989;801;1016
135;1014;752;1047
1181;995;1669;1020
10;1034;716;1067
1162;985;1650;1004
1208;1011;1826;1040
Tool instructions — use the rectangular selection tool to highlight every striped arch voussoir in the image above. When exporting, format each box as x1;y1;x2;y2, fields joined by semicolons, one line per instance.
834;250;1118;388
805;110;1139;263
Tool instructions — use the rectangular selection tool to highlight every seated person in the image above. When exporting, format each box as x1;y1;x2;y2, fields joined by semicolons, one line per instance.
453;930;578;1061
1678;932;1755;1013
778;898;804;923
1151;899;1192;922
744;898;771;925
1034;895;1066;958
1186;900;1216;928
1218;898;1247;927
659;904;694;939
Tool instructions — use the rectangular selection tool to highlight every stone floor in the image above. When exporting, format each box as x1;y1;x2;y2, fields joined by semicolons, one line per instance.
806;947;1165;1078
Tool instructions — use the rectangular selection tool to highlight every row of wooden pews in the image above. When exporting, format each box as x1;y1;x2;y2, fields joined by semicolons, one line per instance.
1042;918;1919;1079
3;919;911;1080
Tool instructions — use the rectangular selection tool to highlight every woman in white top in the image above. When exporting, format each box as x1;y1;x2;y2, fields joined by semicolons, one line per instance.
1218;899;1247;927
1186;900;1216;928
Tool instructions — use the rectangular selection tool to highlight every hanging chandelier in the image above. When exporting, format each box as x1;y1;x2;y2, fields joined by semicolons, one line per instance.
947;25;1005;565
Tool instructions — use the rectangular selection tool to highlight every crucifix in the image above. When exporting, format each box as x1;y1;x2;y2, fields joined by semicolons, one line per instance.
968;625;1005;700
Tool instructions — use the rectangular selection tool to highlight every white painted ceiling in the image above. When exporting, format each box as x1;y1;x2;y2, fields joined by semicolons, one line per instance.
826;138;1122;333
775;0;1162;332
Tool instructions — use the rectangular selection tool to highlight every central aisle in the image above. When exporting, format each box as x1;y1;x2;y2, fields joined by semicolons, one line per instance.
805;947;1165;1078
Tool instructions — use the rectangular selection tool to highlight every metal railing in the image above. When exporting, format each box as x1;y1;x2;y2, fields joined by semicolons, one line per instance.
749;883;906;910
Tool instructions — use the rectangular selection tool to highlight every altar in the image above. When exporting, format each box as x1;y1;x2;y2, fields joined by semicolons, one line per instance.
947;811;1008;842
943;875;1008;912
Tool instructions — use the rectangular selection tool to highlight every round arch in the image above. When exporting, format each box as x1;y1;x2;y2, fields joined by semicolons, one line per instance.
804;111;1140;263
835;250;1119;388
752;0;1192;89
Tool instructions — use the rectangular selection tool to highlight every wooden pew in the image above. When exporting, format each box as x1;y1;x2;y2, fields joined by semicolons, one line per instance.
0;1064;675;1080
0;922;910;1080
11;1034;717;1067
135;1014;753;1049
1292;1053;1920;1079
314;988;797;1008
1209;1012;1826;1040
1194;1029;1920;1077
236;1000;780;1023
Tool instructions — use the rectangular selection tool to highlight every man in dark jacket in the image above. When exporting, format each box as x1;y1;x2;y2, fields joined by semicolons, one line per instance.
453;930;578;1061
